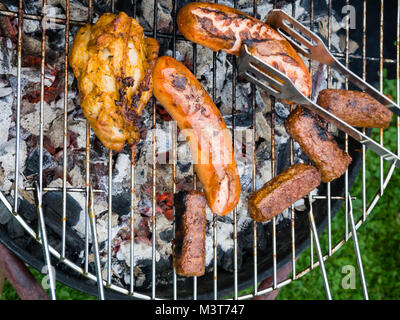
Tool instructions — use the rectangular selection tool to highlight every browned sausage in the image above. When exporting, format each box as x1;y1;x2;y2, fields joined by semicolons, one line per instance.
177;2;312;99
249;164;321;222
173;190;207;277
152;56;241;216
285;106;352;183
317;89;393;128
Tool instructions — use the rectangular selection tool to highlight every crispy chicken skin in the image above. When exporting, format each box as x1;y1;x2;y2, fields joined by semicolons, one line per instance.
317;89;393;128
152;56;241;216
249;164;321;222
69;12;159;152
177;2;312;99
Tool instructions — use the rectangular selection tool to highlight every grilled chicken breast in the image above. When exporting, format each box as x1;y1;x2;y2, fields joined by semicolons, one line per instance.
69;12;159;152
177;2;312;99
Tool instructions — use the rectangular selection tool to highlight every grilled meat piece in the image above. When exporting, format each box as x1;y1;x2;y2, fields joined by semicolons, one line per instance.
177;2;312;99
249;164;321;222
152;56;241;216
317;89;393;128
285;106;352;183
69;12;159;152
173;191;207;277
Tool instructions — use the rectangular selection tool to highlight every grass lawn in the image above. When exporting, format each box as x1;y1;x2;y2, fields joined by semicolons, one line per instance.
1;77;399;300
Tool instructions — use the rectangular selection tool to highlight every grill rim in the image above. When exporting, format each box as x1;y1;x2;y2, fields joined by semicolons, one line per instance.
0;0;398;300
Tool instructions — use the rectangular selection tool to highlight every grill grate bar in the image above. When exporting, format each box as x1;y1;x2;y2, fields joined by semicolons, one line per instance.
347;194;369;299
88;186;105;300
61;0;70;261
398;0;400;158
251;0;258;297
151;0;159;300
34;183;56;300
107;0;116;289
130;153;135;295
84;0;94;277
130;0;138;297
188;0;199;298
232;0;239;301
289;0;297;283
13;0;23;215
379;0;385;197
362;0;367;223
171;0;178;300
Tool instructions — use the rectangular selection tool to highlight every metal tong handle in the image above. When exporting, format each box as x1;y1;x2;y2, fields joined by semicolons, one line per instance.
265;9;400;116
237;45;400;169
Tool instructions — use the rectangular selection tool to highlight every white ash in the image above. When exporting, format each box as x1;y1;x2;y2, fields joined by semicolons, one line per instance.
112;153;131;193
0;91;14;147
0;38;13;75
117;240;160;268
0;138;27;193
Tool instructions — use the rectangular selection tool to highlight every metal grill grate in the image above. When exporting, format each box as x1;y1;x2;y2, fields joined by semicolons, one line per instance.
0;0;398;300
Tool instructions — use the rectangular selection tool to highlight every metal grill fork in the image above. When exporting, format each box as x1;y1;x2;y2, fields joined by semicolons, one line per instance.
237;10;400;170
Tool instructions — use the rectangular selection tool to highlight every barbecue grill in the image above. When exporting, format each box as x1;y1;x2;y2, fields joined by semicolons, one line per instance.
0;0;398;300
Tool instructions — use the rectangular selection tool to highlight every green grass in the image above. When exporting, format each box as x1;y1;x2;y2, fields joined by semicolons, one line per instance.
1;76;399;300
0;267;95;300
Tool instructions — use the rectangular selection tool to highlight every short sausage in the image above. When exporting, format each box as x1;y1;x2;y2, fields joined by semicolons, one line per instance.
173;190;207;277
249;164;321;222
317;89;393;128
285;106;352;183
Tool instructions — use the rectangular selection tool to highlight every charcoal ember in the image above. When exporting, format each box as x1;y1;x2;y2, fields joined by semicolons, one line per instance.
137;0;173;32
0;194;13;225
159;228;173;243
23;146;58;177
238;221;267;252
6;216;24;239
42;191;81;226
135;216;151;239
17;198;36;222
112;192;131;216
0;37;13;74
36;193;85;251
223;111;252;128
217;246;243;273
137;198;151;217
276;137;291;175
275;102;290;119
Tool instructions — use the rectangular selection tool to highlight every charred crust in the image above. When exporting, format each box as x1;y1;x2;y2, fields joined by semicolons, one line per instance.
171;74;187;91
122;76;135;87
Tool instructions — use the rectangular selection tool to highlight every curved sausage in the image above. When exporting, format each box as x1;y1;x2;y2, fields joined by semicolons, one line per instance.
249;164;321;222
177;2;312;99
285;106;352;183
152;56;241;216
317;89;393;128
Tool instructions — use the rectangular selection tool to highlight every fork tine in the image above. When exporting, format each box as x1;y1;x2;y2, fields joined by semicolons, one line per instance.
247;62;285;91
266;9;334;65
267;10;319;46
244;72;282;97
